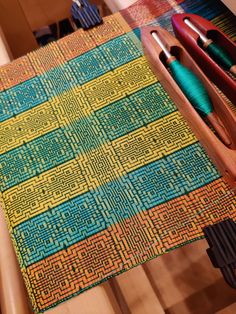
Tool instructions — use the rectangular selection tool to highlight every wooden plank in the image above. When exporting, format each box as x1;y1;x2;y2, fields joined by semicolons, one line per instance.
0;27;12;66
144;241;236;314
216;303;236;314
47;283;122;314
0;206;32;314
110;266;165;314
19;0;72;32
220;0;236;14
0;0;38;58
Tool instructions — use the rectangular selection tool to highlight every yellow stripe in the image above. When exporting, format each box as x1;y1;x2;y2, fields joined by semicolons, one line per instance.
54;57;157;124
3;111;197;228
2;158;88;228
1;57;157;154
82;57;158;111
113;111;197;172
0;102;60;154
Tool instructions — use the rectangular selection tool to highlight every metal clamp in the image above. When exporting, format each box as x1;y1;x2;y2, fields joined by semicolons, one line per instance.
71;0;103;30
204;218;236;289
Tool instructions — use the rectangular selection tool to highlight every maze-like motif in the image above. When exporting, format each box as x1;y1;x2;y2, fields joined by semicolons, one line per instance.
25;177;236;312
89;13;131;45
82;57;158;110
69;48;111;85
1;1;236;313
1;77;48;117
112;111;197;172
0;91;13;122
26;230;122;311
12;143;220;266
28;42;66;75
0;102;59;154
3;158;88;227
0;56;36;90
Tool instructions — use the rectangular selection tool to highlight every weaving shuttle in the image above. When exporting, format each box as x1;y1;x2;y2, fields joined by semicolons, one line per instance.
172;14;236;104
142;26;236;189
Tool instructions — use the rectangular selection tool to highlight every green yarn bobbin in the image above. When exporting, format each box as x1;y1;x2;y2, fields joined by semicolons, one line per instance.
206;42;234;70
169;60;213;117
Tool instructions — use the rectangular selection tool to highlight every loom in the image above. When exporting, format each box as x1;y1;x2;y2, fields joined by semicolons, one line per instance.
0;0;236;313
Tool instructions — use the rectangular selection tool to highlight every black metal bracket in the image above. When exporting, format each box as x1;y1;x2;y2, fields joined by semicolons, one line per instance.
204;218;236;289
71;0;103;30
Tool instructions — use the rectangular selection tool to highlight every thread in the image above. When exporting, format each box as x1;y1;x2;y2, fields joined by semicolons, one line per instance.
169;60;213;116
206;42;234;71
184;18;235;76
169;60;231;146
151;31;231;146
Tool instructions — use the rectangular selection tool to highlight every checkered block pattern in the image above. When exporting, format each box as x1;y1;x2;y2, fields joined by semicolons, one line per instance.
0;1;236;313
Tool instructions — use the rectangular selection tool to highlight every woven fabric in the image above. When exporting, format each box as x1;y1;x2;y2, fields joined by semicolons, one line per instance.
0;0;236;312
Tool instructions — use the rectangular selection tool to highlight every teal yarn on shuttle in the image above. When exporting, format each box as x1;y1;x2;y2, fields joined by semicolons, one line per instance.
206;42;234;70
169;60;213;116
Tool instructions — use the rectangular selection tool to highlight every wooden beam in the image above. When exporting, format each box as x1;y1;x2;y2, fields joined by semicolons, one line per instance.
0;0;38;58
220;0;236;14
0;27;12;65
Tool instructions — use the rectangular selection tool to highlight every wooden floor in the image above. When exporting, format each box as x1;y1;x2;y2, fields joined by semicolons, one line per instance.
46;240;236;314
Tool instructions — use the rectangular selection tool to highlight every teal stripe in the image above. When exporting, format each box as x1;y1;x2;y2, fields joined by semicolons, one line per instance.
69;48;111;85
13;142;220;266
98;32;142;69
0;78;48;122
0;83;174;191
95;82;176;140
0;128;75;191
0;91;14;122
69;32;142;85
1;31;141;121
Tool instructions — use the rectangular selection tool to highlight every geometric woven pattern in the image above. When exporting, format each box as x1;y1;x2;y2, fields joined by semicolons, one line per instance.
0;0;236;312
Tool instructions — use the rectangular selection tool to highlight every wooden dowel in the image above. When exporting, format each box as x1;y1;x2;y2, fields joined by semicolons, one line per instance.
0;206;31;314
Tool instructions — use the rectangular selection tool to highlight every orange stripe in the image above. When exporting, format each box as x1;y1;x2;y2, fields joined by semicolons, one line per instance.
0;55;36;90
25;178;236;311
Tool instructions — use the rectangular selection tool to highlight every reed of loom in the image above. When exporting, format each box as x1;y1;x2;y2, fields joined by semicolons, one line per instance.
172;14;236;105
142;26;236;189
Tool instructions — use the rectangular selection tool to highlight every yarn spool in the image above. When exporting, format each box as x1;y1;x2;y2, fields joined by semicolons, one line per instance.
151;31;231;146
184;19;236;76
